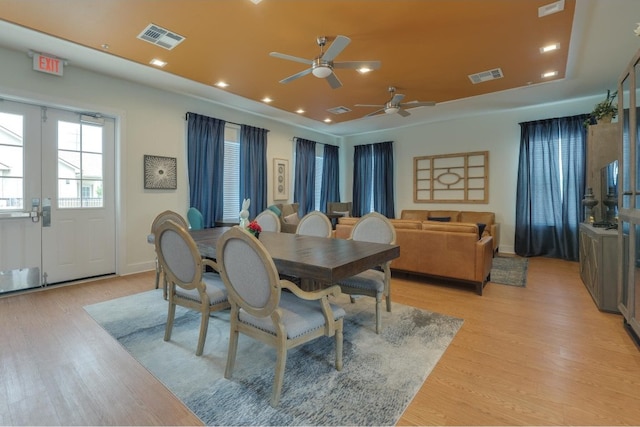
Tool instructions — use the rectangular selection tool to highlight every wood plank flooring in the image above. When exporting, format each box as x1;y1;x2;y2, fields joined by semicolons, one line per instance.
1;256;639;425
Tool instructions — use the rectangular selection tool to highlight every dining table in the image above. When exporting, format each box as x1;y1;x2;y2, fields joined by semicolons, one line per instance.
190;227;400;286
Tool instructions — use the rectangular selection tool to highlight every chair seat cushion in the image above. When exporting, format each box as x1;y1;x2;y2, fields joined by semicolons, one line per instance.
239;292;345;339
175;272;228;305
338;269;385;292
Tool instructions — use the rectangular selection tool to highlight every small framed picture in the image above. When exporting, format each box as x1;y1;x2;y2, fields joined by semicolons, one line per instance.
273;158;289;201
144;155;177;190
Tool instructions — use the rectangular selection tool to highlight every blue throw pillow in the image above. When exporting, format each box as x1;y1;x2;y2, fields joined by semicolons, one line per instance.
428;216;451;222
267;205;281;217
477;223;487;239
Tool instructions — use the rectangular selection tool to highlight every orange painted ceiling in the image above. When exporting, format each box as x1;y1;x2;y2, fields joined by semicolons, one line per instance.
0;0;575;125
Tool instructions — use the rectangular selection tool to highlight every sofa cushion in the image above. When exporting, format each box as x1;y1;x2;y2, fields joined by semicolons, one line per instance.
460;211;495;225
421;222;478;234
400;210;430;221
332;210;350;217
389;219;423;230
338;217;359;226
428;216;451;222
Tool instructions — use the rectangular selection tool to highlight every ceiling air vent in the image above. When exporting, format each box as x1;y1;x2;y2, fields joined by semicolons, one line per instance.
137;24;185;50
468;68;504;84
327;106;351;115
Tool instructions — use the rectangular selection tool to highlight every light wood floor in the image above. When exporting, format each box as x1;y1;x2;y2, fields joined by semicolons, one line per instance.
1;256;639;426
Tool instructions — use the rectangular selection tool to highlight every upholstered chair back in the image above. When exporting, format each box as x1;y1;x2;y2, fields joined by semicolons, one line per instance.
296;211;332;238
351;212;396;245
255;209;281;232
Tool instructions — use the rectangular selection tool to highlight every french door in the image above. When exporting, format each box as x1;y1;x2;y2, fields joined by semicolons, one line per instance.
0;100;115;293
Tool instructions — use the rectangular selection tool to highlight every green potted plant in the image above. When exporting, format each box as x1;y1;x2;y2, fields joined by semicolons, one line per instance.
586;90;618;126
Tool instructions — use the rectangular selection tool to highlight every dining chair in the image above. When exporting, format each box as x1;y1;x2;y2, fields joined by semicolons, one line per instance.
155;219;230;356
337;212;396;334
187;207;205;230
216;226;344;407
149;210;189;299
255;209;281;232
296;210;333;238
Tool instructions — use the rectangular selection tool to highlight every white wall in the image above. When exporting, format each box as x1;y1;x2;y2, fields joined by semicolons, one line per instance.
341;98;598;253
0;46;336;275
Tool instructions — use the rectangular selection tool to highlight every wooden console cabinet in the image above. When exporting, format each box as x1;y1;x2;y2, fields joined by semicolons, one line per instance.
579;223;619;313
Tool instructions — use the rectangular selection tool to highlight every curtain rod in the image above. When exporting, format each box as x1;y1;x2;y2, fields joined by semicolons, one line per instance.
185;112;268;131
292;136;338;147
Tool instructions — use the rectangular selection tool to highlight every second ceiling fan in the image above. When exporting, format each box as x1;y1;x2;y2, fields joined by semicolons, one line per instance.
356;86;436;117
270;35;381;89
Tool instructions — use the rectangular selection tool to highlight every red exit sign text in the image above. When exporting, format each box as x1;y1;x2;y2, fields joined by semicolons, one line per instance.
33;53;64;76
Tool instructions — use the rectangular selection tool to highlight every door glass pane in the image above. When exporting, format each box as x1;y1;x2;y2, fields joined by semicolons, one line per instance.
57;120;103;208
635;61;640;208
636;224;640;316
0;112;24;210
621;221;630;309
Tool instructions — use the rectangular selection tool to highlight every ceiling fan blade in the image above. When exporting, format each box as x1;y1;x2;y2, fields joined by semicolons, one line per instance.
321;35;351;62
355;104;385;108
333;60;381;70
366;109;385;117
390;93;405;104
402;100;436;107
269;52;313;65
325;72;342;89
279;68;312;84
397;109;411;117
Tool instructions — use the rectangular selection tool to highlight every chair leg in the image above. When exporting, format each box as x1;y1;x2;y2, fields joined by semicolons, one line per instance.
165;300;176;342
195;309;209;356
385;292;392;313
154;258;160;289
375;293;382;334
224;319;239;379
270;343;288;407
335;319;343;371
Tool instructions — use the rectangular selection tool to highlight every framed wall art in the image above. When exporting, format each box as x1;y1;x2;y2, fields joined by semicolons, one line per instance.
144;155;177;190
413;151;489;203
273;158;289;201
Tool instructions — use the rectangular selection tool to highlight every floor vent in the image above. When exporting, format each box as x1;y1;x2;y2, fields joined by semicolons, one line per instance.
327;106;351;115
137;24;185;50
468;68;504;84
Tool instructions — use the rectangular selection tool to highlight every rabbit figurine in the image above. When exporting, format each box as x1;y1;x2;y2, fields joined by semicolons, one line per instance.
239;198;250;228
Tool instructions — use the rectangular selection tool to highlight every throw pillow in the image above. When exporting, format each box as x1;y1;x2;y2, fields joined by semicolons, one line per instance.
332;210;350;217
267;205;281;217
477;223;487;239
284;212;300;225
428;216;451;222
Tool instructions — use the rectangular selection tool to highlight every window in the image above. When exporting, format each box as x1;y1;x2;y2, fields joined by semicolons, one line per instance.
222;124;240;222
0;112;24;210
57;119;104;208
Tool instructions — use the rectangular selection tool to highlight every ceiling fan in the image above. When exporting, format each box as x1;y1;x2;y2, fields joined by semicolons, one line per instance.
269;35;381;89
356;86;436;117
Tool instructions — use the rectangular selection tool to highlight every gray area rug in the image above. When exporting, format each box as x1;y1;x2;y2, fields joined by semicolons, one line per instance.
491;255;528;287
84;289;463;426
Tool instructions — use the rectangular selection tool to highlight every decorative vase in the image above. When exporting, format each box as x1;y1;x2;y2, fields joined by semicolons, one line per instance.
581;187;598;223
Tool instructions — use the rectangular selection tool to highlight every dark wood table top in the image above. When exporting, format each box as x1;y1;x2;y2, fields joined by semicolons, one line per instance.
190;227;399;284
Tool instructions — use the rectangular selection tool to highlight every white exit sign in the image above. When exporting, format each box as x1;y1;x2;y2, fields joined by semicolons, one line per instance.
33;53;64;76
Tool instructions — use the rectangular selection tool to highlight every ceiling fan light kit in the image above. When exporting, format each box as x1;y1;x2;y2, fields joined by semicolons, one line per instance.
270;35;380;89
355;86;436;118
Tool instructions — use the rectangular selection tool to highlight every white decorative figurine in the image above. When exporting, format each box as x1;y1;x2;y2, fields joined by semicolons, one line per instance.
239;198;250;228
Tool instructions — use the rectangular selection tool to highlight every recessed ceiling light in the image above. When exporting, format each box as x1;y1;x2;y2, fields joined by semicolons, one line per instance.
357;67;373;74
101;44;109;50
149;58;167;67
249;0;262;4
262;97;273;103
540;43;560;53
323;118;332;123
296;109;305;114
215;81;229;88
541;71;558;78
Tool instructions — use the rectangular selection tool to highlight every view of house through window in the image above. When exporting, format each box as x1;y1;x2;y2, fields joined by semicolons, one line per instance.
57;120;104;208
0;112;24;210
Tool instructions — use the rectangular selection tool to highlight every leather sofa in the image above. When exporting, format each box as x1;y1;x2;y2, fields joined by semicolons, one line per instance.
399;209;500;253
335;217;494;295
